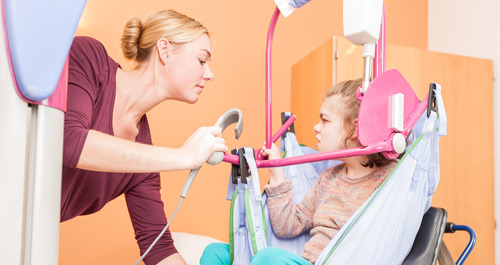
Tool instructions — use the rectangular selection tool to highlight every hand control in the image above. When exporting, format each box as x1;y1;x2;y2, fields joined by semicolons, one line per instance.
181;108;243;197
206;108;243;165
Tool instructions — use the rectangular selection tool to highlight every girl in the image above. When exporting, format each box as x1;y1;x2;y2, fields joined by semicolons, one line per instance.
201;78;398;264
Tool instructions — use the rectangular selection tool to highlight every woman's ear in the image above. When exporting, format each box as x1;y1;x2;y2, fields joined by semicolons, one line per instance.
156;38;170;65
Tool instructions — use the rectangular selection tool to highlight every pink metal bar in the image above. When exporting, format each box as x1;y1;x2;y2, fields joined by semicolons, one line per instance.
265;7;280;149
223;97;430;168
373;4;386;79
403;95;429;138
223;142;389;167
255;114;296;160
271;114;296;143
258;141;391;167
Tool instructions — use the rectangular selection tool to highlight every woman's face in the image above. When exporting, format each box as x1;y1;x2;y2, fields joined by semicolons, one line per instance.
163;33;214;104
313;95;350;153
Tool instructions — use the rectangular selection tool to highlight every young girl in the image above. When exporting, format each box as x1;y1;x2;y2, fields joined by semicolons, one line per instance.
201;78;399;265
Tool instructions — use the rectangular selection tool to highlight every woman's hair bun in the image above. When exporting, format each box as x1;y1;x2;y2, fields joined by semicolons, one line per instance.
121;16;143;60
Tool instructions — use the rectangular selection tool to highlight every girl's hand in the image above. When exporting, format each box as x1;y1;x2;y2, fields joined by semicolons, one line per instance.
260;143;285;185
260;143;281;160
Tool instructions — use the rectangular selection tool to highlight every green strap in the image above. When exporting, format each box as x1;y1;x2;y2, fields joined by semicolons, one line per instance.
245;189;259;254
260;201;268;242
229;189;238;265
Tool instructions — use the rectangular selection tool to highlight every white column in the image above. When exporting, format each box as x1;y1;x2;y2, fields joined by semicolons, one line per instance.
24;105;64;265
0;3;64;264
0;3;30;263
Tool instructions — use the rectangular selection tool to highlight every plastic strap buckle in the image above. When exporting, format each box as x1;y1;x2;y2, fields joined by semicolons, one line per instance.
231;148;251;184
281;112;295;133
427;83;438;117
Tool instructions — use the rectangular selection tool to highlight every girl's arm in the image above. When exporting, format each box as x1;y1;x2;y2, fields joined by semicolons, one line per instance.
262;143;317;238
265;180;316;238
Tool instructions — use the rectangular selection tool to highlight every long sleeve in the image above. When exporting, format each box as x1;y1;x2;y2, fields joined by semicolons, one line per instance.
63;69;94;167
125;174;178;265
63;36;116;168
265;179;317;238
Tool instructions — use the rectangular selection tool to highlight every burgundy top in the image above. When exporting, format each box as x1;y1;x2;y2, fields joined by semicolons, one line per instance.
61;36;177;265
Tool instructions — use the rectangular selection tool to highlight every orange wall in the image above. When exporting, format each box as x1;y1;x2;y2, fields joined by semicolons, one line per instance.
59;0;428;264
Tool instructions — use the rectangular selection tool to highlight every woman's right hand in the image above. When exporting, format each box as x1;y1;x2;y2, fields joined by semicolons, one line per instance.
180;126;228;169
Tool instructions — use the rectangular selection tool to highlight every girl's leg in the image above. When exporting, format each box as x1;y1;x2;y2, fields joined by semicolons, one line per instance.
250;247;312;265
200;243;231;265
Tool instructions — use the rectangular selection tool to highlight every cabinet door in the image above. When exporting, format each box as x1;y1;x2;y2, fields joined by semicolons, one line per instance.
291;36;494;264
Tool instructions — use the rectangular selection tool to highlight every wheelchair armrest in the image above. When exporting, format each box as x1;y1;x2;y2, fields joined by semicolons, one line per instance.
402;207;448;265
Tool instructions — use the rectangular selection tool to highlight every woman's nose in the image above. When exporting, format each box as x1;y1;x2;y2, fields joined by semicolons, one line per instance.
204;66;214;81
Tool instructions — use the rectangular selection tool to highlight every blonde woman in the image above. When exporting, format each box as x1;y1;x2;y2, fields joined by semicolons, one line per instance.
62;10;226;265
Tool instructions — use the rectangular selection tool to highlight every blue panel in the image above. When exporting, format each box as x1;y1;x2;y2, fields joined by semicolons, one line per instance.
4;0;87;102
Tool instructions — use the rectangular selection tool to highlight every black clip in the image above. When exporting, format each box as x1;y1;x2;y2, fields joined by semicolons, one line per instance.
231;148;251;184
230;148;239;184
427;83;438;117
239;148;249;184
281;112;295;134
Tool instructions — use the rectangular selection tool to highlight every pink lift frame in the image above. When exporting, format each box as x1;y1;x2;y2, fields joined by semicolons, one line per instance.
222;6;429;168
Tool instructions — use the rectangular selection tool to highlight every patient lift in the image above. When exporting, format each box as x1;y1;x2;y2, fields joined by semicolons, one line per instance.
0;0;476;264
224;1;476;265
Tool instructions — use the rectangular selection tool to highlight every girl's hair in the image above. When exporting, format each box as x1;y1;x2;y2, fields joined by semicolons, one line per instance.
326;78;402;168
121;9;209;63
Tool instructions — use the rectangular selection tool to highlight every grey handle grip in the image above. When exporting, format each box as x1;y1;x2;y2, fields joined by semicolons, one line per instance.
180;109;243;198
206;108;243;165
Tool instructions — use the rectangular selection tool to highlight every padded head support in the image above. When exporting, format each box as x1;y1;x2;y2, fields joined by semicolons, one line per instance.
358;69;420;147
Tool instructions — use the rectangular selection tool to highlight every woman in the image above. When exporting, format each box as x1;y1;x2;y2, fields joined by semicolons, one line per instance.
62;9;226;265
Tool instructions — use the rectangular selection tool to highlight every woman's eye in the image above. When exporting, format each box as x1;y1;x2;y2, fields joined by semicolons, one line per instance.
199;59;206;65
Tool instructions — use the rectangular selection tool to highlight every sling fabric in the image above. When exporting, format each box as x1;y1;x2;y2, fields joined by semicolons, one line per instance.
316;86;446;265
228;86;446;265
229;148;268;265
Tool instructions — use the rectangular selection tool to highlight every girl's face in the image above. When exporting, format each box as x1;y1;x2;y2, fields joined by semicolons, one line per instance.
163;33;214;104
313;95;351;153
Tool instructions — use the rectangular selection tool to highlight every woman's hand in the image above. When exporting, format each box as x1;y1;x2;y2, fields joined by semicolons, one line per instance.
260;143;285;185
180;126;228;169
